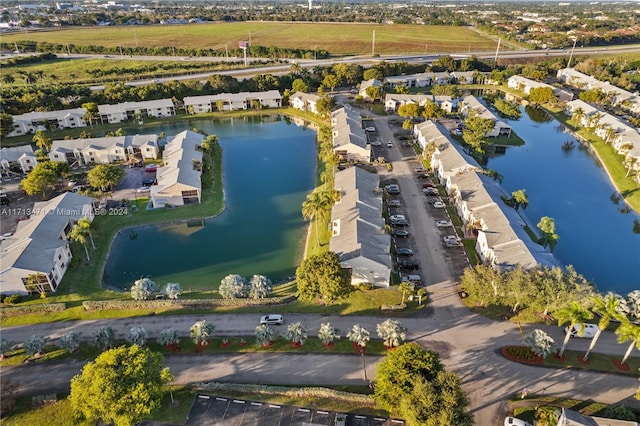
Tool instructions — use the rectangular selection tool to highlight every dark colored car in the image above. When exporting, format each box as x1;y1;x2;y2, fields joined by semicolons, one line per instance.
142;178;156;186
417;173;431;179
392;229;410;238
390;219;409;227
395;247;414;256
397;260;419;270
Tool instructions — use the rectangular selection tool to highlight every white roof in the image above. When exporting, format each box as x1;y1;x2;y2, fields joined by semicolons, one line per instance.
0;145;35;162
98;99;174;115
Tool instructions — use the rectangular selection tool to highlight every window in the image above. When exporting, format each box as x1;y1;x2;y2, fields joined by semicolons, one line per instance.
58;254;62;260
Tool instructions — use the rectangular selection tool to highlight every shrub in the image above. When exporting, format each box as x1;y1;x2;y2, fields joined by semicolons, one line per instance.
318;322;341;346
0;303;66;317
601;405;636;421
58;331;81;354
130;278;157;301
255;324;278;346
126;327;148;347
24;335;48;357
358;283;375;291
284;322;307;345
5;294;21;304
219;274;248;299
158;328;179;347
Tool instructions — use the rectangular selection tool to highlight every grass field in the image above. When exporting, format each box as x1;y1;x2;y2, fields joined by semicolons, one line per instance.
2;23;497;56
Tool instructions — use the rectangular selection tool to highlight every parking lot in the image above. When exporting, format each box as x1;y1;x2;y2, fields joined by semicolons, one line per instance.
185;395;405;426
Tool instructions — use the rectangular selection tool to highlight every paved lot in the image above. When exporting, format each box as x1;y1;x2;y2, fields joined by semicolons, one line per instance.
185;395;404;426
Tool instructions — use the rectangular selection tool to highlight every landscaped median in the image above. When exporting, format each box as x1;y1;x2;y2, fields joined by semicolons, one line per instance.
501;345;640;377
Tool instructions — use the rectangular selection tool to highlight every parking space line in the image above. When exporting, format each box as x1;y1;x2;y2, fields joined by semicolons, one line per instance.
214;397;225;401
250;402;262;406
233;399;245;404
199;395;211;399
269;404;281;408
297;408;310;412
317;411;328;414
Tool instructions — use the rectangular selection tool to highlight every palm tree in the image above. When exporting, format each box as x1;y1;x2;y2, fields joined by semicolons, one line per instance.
69;222;90;261
583;293;627;361
302;190;332;246
32;130;52;153
555;301;594;357
77;217;95;249
615;320;640;366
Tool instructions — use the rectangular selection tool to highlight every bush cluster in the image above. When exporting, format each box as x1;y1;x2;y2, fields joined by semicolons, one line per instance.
0;302;66;317
502;345;542;364
81;296;294;311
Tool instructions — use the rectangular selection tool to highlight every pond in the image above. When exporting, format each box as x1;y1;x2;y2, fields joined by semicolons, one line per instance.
103;115;317;290
485;104;640;295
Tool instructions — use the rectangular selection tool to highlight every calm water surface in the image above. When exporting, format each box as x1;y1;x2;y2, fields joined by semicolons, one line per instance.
103;116;317;290
486;106;639;294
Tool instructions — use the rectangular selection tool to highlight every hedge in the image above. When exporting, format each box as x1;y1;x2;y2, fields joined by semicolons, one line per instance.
0;303;67;317
81;296;296;311
191;382;375;406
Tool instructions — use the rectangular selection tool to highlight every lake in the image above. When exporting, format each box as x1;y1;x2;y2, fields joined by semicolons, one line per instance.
485;105;640;295
103;115;317;290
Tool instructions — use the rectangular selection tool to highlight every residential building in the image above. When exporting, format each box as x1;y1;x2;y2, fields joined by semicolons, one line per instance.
461;95;512;137
359;79;382;101
331;106;370;162
449;71;477;84
330;166;391;287
384;94;457;113
289;92;321;114
9;108;87;137
98;99;176;124
150;130;203;208
507;75;573;102
0;145;38;175
417;120;556;270
183;90;282;114
0;192;94;295
557;68;637;110
383;73;434;88
49;134;158;166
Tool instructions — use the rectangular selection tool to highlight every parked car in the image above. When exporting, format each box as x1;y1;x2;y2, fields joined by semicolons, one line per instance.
424;188;439;196
335;413;348;426
391;219;409;227
432;201;446;208
260;314;284;325
387;199;401;208
445;240;463;248
370;140;382;147
414;167;427;173
392;229;409;238
365;127;376;132
416;173;431;179
145;164;158;172
398;135;409;140
384;184;400;194
443;235;461;244
400;273;422;284
436;220;453;228
395;247;414;256
422;182;437;188
389;214;406;222
504;417;532;426
386;141;393;148
137;186;151;193
397;260;419;270
142;178;156;186
427;197;442;205
565;323;598;338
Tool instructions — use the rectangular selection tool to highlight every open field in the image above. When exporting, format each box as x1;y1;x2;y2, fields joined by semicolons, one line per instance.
1;23;497;56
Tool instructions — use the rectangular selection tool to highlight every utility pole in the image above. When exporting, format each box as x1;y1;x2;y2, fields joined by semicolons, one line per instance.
567;37;578;69
372;30;376;57
493;38;501;65
225;43;229;62
134;32;138;48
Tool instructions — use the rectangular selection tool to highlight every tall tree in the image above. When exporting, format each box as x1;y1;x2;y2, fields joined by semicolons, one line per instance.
20;162;58;198
555;301;594;357
0;113;14;138
87;164;125;193
295;251;353;303
69;345;172;426
615;320;640;366
32;130;52;153
302;190;332;247
583;293;628;361
69;221;91;261
537;216;559;251
81;102;99;127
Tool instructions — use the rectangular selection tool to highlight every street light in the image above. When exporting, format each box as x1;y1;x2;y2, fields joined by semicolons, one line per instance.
567;37;578;68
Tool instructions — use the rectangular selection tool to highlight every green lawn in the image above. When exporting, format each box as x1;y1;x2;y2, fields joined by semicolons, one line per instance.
2;23;498;56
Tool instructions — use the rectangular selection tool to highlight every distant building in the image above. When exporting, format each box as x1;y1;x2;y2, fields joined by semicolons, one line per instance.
330;166;391;287
49;134;158;166
98;99;176;124
150;130;203;208
507;75;573;102
183;91;282;114
0;192;95;295
359;79;382;101
289;92;321;114
557;68;637;111
0;145;37;175
384;94;458;113
460;95;512;137
9;108;87;137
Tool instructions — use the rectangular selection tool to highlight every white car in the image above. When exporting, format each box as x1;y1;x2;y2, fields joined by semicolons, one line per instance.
389;214;406;222
365;127;376;132
443;235;460;243
504;417;532;426
137;186;151;193
565;323;598;338
432;201;446;208
436;220;452;228
260;314;284;325
386;141;393;148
